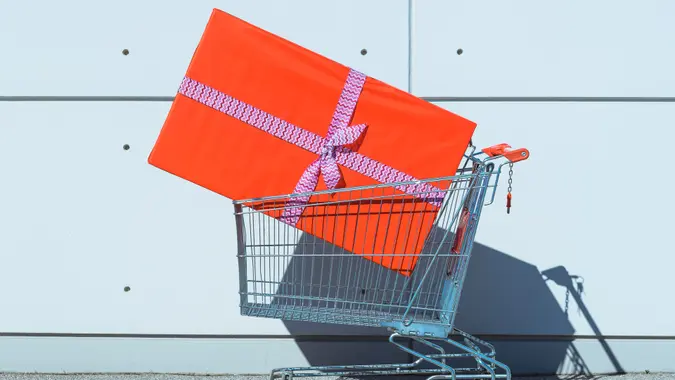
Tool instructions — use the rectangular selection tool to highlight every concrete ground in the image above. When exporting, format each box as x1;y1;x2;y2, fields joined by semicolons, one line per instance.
1;374;675;380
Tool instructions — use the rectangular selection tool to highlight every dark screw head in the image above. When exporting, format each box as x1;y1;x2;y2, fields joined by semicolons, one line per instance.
122;49;130;56
457;48;463;55
360;49;368;56
123;144;130;151
124;286;131;292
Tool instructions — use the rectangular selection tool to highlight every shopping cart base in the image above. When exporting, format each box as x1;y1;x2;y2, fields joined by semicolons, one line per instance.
269;329;511;380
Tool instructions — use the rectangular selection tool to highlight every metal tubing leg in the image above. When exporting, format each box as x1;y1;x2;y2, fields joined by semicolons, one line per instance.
443;333;511;380
269;332;511;380
455;329;499;374
455;328;497;359
269;333;457;380
412;336;448;365
390;333;457;380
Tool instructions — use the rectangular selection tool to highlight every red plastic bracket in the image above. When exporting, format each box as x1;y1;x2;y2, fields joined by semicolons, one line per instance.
482;143;530;163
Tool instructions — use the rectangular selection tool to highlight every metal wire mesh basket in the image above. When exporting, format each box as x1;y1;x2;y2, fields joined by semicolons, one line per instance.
232;144;529;380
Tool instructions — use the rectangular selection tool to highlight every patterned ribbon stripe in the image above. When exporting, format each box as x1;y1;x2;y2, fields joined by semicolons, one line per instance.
178;70;445;226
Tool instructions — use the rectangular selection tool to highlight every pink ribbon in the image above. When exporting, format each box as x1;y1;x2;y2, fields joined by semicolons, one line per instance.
282;121;367;223
178;69;445;226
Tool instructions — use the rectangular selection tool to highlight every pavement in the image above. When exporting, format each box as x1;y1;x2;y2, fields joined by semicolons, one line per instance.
1;374;675;380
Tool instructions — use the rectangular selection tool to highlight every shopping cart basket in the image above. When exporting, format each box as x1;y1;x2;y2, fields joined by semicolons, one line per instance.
233;143;529;380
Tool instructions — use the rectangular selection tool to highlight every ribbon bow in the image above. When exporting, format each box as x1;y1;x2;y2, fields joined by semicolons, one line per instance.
301;123;367;190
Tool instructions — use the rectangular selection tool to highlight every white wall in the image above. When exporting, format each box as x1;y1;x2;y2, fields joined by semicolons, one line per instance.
1;0;673;375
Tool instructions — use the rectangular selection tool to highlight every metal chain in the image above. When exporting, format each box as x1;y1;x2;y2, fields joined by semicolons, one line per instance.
506;163;514;213
507;163;513;193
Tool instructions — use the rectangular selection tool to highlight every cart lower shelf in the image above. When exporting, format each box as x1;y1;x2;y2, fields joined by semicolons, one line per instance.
242;302;445;328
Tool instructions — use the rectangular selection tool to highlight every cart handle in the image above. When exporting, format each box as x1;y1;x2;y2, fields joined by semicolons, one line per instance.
482;143;529;163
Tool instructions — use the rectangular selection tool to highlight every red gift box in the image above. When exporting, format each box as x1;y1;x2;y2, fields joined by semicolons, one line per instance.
148;9;477;276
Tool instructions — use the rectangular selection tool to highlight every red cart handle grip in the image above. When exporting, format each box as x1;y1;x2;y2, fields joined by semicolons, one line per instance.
482;143;530;163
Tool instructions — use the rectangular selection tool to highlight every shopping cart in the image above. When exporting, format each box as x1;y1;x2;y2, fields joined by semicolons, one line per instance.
232;142;529;380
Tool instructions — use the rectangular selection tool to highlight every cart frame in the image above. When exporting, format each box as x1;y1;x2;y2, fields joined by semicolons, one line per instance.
233;143;529;380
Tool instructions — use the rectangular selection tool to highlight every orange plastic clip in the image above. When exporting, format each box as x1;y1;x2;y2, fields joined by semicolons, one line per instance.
482;143;530;163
